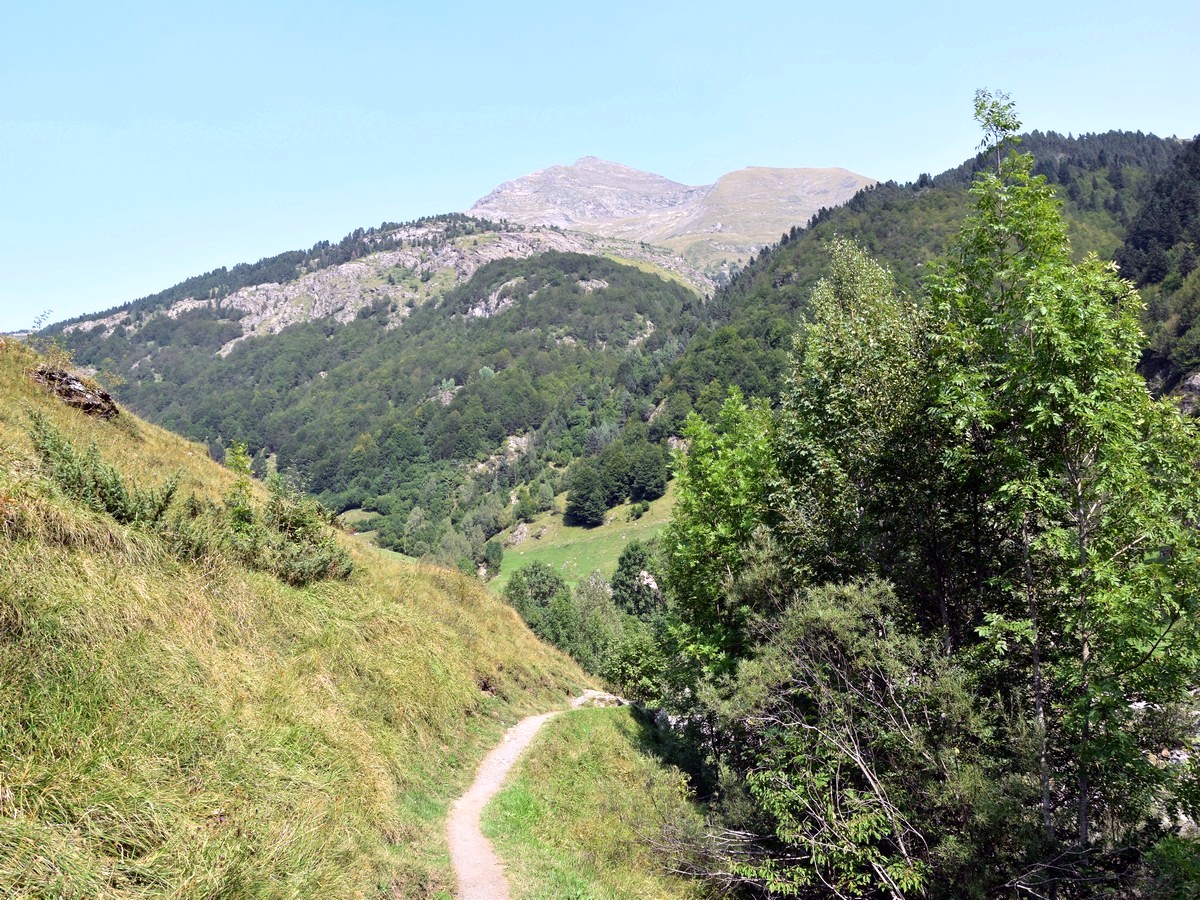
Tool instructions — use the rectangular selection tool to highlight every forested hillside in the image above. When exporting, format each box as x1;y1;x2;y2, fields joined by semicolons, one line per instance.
531;96;1200;899
674;129;1182;400
1117;137;1200;390
53;252;700;569
50;214;505;329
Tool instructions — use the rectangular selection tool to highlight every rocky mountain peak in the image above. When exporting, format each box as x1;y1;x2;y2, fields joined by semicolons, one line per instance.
467;157;874;272
469;157;706;229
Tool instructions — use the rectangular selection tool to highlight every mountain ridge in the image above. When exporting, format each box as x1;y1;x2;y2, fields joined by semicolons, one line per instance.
56;218;716;357
467;156;875;272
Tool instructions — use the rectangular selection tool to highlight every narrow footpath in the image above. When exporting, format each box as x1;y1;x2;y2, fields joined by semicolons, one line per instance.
446;691;621;899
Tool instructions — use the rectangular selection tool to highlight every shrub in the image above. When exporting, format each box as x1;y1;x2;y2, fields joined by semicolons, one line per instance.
222;470;352;586
27;410;178;526
26;418;351;587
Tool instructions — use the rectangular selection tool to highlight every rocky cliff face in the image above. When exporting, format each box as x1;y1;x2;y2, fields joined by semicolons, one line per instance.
468;157;875;273
62;220;713;355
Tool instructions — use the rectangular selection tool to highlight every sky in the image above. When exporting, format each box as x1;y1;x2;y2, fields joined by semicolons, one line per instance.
1;0;1197;333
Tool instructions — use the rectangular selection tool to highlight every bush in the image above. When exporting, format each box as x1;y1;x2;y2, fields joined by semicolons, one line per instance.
503;562;570;634
483;539;504;577
222;471;352;586
26;420;351;587
27;410;178;526
503;565;629;674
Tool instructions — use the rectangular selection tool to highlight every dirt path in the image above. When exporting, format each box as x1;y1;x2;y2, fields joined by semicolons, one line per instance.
446;691;622;899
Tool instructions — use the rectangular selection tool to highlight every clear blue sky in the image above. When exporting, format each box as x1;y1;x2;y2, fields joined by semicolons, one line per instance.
2;0;1196;332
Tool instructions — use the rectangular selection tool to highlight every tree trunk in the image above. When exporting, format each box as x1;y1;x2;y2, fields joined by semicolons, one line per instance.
1075;481;1091;848
1023;520;1054;845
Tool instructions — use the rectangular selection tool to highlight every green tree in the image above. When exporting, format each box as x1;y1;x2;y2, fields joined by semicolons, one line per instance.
928;92;1200;887
663;389;775;667
599;443;630;507
567;571;627;672
610;539;664;619
628;442;667;502
718;580;984;898
513;486;538;523
774;237;930;588
565;459;608;527
502;562;570;636
224;440;255;531
483;538;503;577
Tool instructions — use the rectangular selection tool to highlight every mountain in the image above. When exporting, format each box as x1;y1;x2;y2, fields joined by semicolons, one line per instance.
467;156;874;273
468;157;708;229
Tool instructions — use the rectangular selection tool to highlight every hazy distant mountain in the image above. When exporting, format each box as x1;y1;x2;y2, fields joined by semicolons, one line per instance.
467;156;875;272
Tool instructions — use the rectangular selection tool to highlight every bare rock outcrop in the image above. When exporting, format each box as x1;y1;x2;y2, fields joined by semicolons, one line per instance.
59;220;713;364
32;366;119;419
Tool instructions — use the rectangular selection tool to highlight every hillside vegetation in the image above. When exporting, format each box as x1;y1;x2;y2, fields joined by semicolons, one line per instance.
591;100;1200;898
0;338;590;897
1117;137;1200;390
491;481;675;595
52;252;696;577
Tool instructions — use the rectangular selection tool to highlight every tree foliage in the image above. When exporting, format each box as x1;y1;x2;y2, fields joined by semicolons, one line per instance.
774;237;930;587
610;539;664;619
928;98;1200;869
663;390;775;666
565;459;608;527
720;580;984;898
647;96;1200;899
502;564;635;676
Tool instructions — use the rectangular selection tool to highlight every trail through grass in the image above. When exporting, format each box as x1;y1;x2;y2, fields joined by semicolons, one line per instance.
0;340;589;897
481;705;704;900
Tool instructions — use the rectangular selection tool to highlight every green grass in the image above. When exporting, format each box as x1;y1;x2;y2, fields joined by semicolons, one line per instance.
339;507;382;528
482;706;704;900
604;255;703;295
348;530;420;565
0;339;590;898
491;482;676;595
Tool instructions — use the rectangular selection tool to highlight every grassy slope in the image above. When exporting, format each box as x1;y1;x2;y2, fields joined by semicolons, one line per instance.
482;706;704;900
603;255;705;295
491;482;676;595
0;340;590;898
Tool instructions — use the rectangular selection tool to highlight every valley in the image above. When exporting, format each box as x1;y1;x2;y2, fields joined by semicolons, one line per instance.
10;102;1200;897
